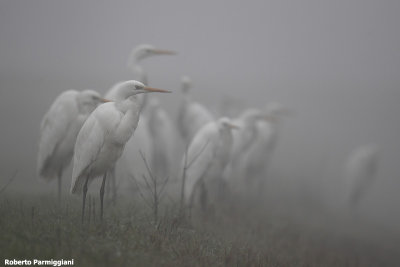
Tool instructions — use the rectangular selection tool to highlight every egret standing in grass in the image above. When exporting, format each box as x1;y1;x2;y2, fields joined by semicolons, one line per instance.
104;45;175;198
223;108;266;192
37;90;109;202
242;102;291;195
183;117;238;218
70;80;171;222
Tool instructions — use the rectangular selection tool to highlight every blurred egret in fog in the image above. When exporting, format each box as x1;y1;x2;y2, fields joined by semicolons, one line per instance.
229;109;265;165
147;98;176;178
224;108;266;191
183;117;238;217
242;102;291;195
177;76;215;145
70;80;171;222
346;145;379;206
105;44;175;101
37;90;109;202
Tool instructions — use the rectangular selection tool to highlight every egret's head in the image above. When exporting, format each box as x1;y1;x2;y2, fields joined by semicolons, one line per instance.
265;102;294;117
181;76;192;94
115;80;171;101
131;44;176;62
218;117;240;131
78;90;110;113
240;109;265;123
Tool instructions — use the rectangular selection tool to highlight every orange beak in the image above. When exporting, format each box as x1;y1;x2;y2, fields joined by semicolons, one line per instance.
144;86;172;93
153;49;176;55
100;98;112;103
227;123;240;130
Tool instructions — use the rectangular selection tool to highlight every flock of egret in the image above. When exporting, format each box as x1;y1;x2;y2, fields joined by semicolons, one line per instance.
37;44;380;222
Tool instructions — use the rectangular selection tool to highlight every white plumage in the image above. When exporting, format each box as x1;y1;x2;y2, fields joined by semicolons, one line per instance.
183;117;236;215
240;102;290;195
37;89;106;200
70;80;170;221
223;108;264;191
177;76;214;145
102;44;175;197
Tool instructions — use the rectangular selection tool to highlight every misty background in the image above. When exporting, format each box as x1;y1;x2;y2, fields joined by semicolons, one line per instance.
0;0;399;230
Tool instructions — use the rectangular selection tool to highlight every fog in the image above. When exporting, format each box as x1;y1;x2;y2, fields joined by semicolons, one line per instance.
1;0;399;232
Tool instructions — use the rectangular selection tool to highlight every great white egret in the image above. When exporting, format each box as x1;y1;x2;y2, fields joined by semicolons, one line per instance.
70;80;171;222
177;76;214;145
103;45;175;199
241;102;291;195
223;108;266;192
345;144;379;206
183;117;237;217
37;90;109;202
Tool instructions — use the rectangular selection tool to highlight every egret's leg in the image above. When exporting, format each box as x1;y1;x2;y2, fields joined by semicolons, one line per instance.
82;176;89;224
111;167;117;206
100;173;107;221
88;195;92;224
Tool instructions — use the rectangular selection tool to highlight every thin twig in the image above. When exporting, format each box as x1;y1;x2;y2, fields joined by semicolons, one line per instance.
0;170;18;194
158;175;170;197
186;140;210;169
139;150;155;183
130;175;153;209
141;174;155;196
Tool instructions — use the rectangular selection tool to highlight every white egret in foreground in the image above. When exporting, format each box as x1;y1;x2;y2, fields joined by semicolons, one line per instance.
346;144;379;206
103;45;175;198
37;90;109;202
183;117;238;218
177;76;214;145
70;80;171;222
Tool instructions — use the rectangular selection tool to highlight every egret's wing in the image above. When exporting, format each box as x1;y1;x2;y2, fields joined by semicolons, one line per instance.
70;104;121;194
158;110;177;161
177;102;188;139
185;102;214;141
122;115;152;179
37;91;78;179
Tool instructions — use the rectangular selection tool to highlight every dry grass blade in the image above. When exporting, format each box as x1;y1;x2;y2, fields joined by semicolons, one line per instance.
130;174;153;209
0;170;18;194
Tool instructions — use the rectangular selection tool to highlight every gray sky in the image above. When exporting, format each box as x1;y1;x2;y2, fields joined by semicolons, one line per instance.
0;0;399;226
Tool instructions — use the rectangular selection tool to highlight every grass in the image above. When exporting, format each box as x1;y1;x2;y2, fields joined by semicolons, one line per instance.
0;192;399;267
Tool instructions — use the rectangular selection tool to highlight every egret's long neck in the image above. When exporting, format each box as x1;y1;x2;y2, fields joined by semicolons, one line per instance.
127;51;140;74
114;96;142;144
133;66;149;112
181;87;192;105
134;65;148;84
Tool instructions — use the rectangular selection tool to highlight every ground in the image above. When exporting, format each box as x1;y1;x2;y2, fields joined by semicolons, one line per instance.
0;193;399;267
